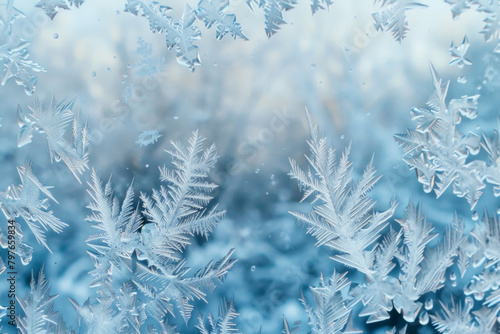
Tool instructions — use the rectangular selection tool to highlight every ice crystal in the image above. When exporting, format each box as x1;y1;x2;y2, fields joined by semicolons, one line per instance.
299;271;360;334
195;0;247;40
372;0;427;42
134;38;166;77
196;298;240;334
289;111;397;278
395;66;487;208
449;36;472;68
136;129;162;147
17;267;66;334
35;0;85;19
77;131;236;330
125;1;203;71
0;161;66;252
17;96;90;183
0;0;45;95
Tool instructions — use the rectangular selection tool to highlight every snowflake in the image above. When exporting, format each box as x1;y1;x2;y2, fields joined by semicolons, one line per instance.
449;36;472;68
136;129;162;147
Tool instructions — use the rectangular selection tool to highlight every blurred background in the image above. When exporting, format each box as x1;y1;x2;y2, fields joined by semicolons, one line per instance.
0;0;499;332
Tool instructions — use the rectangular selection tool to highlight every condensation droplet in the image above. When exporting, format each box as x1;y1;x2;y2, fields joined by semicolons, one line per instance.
270;174;275;180
450;272;457;281
340;135;345;140
173;116;179;120
472;211;478;221
419;311;429;325
91;71;96;77
310;63;316;71
53;33;59;39
145;164;149;168
255;169;260;174
250;265;256;272
425;298;433;310
107;67;111;72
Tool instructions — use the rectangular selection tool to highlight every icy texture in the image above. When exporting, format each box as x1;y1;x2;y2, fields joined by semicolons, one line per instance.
17;96;90;183
394;67;500;209
0;161;65;252
70;132;236;332
0;0;45;95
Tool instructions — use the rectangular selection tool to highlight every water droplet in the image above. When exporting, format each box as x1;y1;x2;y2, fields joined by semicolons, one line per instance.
340;135;345;140
425;298;433;310
145;164;149;168
127;64;131;68
255;169;260;174
310;63;316;71
213;63;217;67
474;291;484;301
265;192;269;195
123;74;128;78
53;33;59;39
107;67;111;72
91;71;96;77
270;174;275;180
472;211;478;221
116;10;120;15
280;232;285;237
450;272;457;281
497;208;500;215
173;115;179;120
250;265;256;272
452;280;457;287
419;311;429;325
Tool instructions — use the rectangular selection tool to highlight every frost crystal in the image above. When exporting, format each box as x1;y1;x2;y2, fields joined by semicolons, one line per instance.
300;271;360;334
17;96;90;183
449;36;472;68
136;129;162;147
195;0;247;40
134;38;166;77
78;131;236;330
289;111;397;278
0;0;45;95
196;298;240;334
372;0;427;42
17;267;66;334
0;161;66;253
35;0;85;19
395;66;488;208
125;1;203;71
